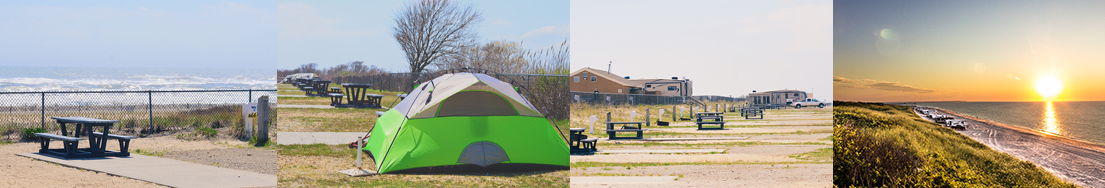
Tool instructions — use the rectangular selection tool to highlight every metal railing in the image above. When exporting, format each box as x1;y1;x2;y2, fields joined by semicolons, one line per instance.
0;89;277;140
571;92;691;105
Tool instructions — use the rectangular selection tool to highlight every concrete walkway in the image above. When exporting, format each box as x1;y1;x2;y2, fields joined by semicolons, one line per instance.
596;149;725;154
571;176;677;185
278;132;368;145
17;153;276;188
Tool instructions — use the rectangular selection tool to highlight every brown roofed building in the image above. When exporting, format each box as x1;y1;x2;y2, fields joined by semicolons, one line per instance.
569;67;646;94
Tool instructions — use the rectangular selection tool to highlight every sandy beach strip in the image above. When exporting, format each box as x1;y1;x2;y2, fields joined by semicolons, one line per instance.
917;107;1105;187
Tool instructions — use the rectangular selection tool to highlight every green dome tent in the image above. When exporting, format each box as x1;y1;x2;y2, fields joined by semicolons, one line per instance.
363;72;569;173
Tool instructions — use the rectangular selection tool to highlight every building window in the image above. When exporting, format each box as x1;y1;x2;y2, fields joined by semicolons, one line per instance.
668;86;677;91
583;72;588;77
591;76;596;82
574;76;579;82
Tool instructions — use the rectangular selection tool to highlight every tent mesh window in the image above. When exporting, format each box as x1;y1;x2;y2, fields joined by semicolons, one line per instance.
436;91;518;117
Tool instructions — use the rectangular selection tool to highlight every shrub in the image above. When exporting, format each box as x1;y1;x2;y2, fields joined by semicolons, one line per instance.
197;126;217;138
20;127;48;141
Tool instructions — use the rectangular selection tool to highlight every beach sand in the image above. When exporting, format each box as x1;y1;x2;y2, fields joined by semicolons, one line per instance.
916;107;1105;187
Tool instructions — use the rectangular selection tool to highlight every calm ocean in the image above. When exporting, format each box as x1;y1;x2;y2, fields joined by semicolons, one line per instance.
0;66;275;91
913;101;1105;146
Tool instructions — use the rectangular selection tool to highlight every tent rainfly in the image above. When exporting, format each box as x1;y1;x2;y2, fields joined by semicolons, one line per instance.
362;73;569;173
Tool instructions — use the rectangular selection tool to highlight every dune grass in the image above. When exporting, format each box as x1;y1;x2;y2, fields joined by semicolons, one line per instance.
833;101;1075;187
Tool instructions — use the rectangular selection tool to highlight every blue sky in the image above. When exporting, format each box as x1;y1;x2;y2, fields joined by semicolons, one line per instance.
572;0;832;98
0;1;276;69
277;0;569;70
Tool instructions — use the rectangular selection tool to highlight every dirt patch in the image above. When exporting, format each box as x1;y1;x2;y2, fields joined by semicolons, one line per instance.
162;148;277;175
571;164;831;188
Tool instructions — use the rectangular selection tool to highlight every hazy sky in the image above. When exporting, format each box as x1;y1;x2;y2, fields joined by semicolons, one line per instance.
0;1;276;69
571;0;832;98
836;1;1105;102
277;0;569;71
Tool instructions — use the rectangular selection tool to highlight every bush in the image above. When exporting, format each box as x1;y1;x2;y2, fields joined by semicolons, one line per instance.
20;127;48;141
197;126;217;138
834;123;922;187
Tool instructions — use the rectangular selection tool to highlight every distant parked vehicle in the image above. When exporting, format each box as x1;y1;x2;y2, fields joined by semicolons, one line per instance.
945;119;969;130
792;98;827;109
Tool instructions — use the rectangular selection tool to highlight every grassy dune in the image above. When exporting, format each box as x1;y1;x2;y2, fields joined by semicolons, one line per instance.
833;101;1075;187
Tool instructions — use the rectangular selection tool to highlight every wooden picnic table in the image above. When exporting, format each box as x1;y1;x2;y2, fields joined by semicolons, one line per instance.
606;121;645;139
40;117;135;158
341;83;381;108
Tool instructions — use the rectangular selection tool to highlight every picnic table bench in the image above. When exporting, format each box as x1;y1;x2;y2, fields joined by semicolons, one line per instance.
741;108;764;119
329;93;345;106
38;117;135;158
569;128;597;154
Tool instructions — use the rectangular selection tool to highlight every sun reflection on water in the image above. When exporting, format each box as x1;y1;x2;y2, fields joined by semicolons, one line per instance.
1043;101;1061;135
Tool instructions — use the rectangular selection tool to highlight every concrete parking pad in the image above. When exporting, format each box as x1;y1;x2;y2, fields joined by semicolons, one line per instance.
570;176;677;185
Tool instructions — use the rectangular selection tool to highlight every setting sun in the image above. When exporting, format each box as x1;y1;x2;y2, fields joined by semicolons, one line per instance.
1035;75;1063;100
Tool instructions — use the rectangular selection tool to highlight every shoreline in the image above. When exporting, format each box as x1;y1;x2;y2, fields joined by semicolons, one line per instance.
912;105;1105;187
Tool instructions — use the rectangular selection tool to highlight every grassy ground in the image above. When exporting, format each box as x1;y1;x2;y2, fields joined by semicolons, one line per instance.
278;144;568;187
834;101;1076;187
277;108;379;132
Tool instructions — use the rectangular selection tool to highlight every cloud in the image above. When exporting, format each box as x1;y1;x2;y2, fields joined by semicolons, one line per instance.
278;3;368;38
520;24;569;40
834;76;936;93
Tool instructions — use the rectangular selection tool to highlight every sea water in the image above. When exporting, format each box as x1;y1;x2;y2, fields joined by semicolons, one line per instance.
0;66;274;91
0;66;275;106
914;101;1105;147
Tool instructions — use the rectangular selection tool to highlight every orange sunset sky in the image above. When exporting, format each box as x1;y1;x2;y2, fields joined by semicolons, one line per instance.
834;1;1105;102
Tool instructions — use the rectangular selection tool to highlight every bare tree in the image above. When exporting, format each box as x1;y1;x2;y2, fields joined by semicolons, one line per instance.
394;0;482;83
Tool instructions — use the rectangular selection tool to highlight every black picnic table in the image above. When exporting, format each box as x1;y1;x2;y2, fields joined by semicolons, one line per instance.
312;80;332;97
738;107;764;118
695;112;726;130
569;128;597;154
341;83;381;108
606;121;645;139
39;117;135;158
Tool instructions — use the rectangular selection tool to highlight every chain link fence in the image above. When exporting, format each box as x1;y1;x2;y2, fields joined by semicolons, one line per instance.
333;71;569;120
0;89;277;141
693;95;747;103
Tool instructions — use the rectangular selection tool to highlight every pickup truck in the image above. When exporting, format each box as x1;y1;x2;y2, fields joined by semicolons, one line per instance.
792;98;827;109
